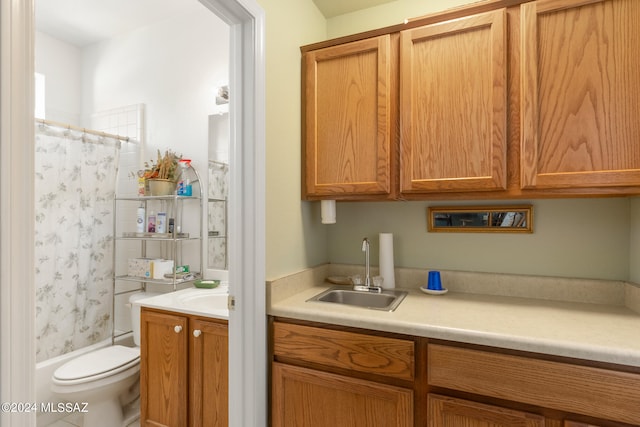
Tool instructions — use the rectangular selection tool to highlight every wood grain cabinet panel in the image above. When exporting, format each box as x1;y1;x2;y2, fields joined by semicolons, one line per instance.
189;318;228;427
521;0;640;189
428;343;640;425
564;422;604;427
303;35;394;199
140;309;188;427
141;308;228;427
273;321;414;381
428;394;544;427
272;362;413;427
399;9;507;194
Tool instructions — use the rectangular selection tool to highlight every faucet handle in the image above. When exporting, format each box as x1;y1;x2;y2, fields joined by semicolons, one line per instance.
361;237;369;252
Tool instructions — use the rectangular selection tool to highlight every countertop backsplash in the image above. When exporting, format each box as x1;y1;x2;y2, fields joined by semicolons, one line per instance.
268;263;640;314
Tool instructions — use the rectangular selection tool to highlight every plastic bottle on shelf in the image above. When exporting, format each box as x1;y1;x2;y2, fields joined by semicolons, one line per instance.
157;212;167;233
137;170;146;197
136;203;145;233
147;210;156;233
177;159;192;196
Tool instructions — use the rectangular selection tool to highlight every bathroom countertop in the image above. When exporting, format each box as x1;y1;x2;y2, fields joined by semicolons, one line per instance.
134;286;229;320
268;284;640;368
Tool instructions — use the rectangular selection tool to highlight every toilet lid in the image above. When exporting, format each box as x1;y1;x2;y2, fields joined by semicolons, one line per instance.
53;345;140;382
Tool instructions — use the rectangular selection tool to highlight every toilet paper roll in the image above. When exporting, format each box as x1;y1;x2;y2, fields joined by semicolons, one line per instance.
379;233;395;289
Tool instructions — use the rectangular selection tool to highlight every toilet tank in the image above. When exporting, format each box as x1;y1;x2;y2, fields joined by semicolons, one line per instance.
129;292;161;346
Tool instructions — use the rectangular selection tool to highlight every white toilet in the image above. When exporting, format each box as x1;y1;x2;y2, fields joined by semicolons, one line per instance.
51;292;153;427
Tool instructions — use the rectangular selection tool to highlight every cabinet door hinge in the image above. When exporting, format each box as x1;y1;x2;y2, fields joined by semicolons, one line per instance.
228;295;236;311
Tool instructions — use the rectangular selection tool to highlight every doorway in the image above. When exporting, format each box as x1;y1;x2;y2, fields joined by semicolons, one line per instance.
0;0;265;426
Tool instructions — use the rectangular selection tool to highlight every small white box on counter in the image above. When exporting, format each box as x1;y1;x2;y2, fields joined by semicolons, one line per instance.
128;258;174;279
151;259;174;279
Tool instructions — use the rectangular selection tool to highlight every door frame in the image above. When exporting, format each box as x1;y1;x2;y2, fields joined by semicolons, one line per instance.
0;0;266;425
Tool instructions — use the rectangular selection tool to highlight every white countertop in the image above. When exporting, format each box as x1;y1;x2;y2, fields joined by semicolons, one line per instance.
134;286;229;320
269;284;640;367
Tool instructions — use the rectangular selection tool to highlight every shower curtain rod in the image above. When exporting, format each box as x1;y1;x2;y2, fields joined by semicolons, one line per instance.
36;118;132;142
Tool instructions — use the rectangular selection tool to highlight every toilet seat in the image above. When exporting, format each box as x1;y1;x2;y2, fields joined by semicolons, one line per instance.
53;345;140;385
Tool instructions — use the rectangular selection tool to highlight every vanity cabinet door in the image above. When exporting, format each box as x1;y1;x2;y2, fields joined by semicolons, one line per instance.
140;309;188;427
564;422;604;427
302;35;396;200
189;317;228;427
428;394;544;427
399;9;507;194
272;362;413;427
520;0;640;190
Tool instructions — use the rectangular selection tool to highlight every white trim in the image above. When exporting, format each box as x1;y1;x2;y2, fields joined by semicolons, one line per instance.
1;0;37;426
200;0;266;424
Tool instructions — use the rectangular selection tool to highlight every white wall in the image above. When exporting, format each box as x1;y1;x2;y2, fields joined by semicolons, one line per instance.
81;6;229;170
34;31;82;124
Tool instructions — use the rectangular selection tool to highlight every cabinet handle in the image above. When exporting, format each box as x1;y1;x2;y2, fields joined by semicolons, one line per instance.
174;325;183;333
193;329;202;338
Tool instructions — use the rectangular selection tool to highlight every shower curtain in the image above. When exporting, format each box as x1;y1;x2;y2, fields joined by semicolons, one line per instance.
34;123;121;362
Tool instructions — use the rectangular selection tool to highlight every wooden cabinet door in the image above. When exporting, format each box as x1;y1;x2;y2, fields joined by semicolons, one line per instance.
189;318;228;427
428;394;544;427
564;422;604;427
399;9;507;194
520;0;640;189
272;362;413;427
303;35;394;199
140;309;188;427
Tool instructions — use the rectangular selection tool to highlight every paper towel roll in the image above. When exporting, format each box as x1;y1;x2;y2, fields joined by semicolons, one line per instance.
321;200;336;224
379;233;395;289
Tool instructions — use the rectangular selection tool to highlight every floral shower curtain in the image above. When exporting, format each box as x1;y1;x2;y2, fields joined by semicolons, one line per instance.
208;161;228;270
34;123;121;362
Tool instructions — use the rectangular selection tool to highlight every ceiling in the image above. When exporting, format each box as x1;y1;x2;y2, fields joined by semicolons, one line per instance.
312;0;397;18
35;0;205;47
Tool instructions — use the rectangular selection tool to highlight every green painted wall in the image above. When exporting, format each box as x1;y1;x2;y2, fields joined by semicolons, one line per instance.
259;0;328;280
327;199;630;281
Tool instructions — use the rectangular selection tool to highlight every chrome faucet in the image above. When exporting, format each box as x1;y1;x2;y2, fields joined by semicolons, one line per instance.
362;238;371;287
353;237;382;293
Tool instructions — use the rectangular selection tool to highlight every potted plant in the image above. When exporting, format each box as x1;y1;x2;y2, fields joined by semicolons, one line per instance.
143;149;181;195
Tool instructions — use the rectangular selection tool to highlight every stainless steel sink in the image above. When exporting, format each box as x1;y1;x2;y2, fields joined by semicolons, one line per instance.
307;287;408;311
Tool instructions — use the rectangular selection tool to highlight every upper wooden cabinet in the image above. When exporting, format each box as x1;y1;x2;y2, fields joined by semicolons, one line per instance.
520;0;640;190
301;0;640;200
399;9;508;194
302;35;395;199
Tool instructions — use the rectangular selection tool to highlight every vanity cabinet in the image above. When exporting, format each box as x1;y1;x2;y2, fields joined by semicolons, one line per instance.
399;9;507;194
140;308;228;427
302;35;396;200
428;394;544;427
271;320;418;426
271;318;640;426
520;0;640;190
427;342;640;426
